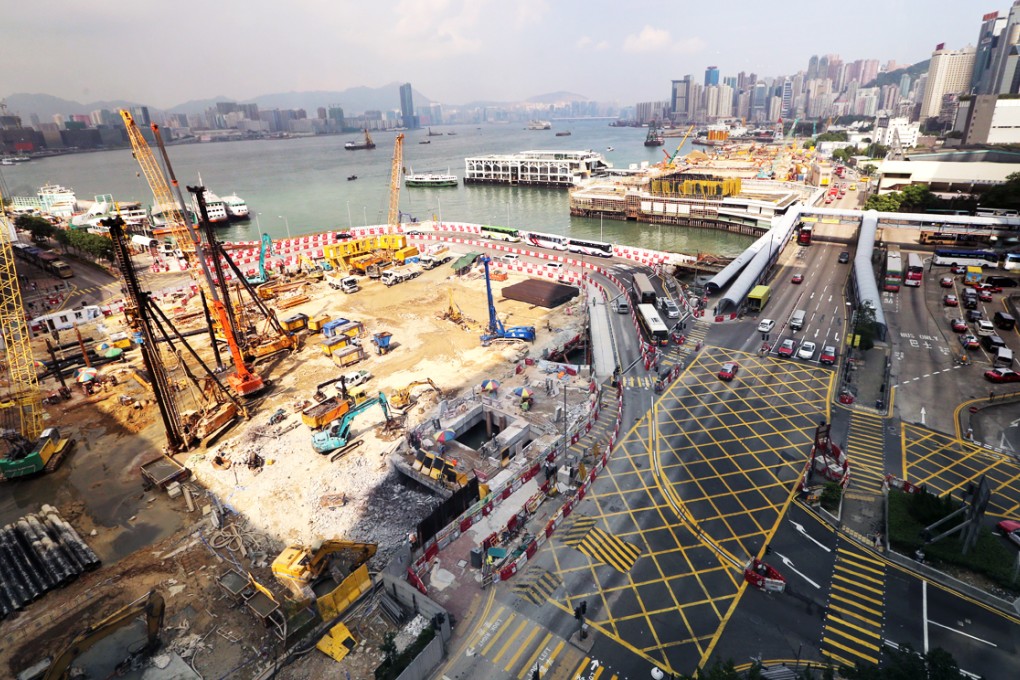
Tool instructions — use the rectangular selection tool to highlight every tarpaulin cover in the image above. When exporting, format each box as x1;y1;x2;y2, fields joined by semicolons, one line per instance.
502;279;579;309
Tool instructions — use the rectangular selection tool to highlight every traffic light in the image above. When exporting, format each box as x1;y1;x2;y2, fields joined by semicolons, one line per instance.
532;669;540;680
765;544;772;555
579;600;587;616
574;606;582;620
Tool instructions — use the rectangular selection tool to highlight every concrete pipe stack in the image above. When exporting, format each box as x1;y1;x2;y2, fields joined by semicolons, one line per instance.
0;504;101;619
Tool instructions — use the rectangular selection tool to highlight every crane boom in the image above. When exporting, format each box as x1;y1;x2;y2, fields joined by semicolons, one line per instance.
388;133;404;227
119;110;197;257
0;204;43;440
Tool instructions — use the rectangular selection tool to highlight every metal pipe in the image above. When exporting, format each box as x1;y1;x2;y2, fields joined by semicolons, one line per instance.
5;523;48;597
0;529;34;607
41;505;100;569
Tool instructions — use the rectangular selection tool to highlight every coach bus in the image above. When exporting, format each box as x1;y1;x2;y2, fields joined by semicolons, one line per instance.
904;252;923;287
636;304;670;346
931;248;1000;268
631;273;658;305
566;237;613;258
524;232;569;251
480;225;521;242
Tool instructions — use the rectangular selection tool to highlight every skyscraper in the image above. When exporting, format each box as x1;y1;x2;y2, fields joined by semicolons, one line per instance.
807;55;819;81
972;10;1007;94
399;83;417;129
986;2;1020;94
705;66;720;86
670;77;693;121
920;45;976;119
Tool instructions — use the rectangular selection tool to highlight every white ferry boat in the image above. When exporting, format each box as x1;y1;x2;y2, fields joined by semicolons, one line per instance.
527;120;552;130
9;184;80;218
404;169;458;188
192;191;229;223
464;150;608;188
222;194;250;220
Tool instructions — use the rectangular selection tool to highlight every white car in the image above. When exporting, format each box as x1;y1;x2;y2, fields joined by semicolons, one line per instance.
658;297;680;319
757;318;776;333
339;370;372;388
798;341;817;360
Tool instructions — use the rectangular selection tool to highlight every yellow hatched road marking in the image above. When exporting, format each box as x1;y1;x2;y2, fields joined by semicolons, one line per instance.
826;614;882;641
466;604;505;650
821;648;857;667
493;618;530;663
828;603;880;627
481;613;517;656
577;527;641;572
540;639;567;678
517;632;553;679
571;656;592;679
830;590;884;616
823;636;880;664
505;625;541;671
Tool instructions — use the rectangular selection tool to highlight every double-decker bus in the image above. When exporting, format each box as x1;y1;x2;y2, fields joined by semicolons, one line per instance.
904;252;924;287
566;237;613;258
1003;252;1020;271
884;247;903;292
797;223;813;245
636;304;669;346
524;232;568;250
480;225;521;242
932;248;1000;267
904;252;924;285
12;241;75;278
919;230;999;246
631;273;657;305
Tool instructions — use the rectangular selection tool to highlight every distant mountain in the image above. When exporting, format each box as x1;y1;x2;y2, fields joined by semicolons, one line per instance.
865;60;930;89
2;83;431;120
526;91;589;104
2;93;145;120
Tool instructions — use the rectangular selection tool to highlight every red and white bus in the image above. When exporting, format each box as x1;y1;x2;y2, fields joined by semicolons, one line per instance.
797;224;813;245
904;252;923;287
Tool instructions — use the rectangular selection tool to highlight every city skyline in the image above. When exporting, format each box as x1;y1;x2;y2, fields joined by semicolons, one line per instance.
1;0;984;110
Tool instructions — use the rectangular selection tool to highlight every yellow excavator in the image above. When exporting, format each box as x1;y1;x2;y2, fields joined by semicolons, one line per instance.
271;540;376;603
389;379;442;411
42;590;165;680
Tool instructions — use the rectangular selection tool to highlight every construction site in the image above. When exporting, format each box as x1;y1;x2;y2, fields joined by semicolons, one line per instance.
0;121;598;679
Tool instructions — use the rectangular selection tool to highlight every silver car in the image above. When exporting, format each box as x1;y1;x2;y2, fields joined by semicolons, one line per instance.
797;341;817;360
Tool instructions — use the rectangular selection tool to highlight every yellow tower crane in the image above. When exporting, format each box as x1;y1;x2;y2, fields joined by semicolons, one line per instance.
0;205;43;441
388;133;404;227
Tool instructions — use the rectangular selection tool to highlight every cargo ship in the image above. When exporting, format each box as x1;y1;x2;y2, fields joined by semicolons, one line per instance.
344;129;376;150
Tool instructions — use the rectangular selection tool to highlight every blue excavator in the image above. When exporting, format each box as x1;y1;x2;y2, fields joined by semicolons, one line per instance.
312;392;392;458
246;233;273;285
479;256;536;344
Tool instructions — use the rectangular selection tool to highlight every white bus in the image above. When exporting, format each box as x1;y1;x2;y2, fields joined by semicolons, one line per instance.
637;304;669;346
525;232;568;251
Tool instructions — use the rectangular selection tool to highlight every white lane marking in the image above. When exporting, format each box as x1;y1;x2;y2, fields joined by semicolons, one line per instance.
923;580;929;653
789;520;832;552
927;620;998;647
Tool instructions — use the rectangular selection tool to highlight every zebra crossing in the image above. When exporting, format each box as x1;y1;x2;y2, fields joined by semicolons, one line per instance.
511;568;563;606
559;516;640;573
820;543;887;668
467;604;620;680
845;412;888;498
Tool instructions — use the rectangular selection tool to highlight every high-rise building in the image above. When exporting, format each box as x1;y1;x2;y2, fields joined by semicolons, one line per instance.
399;82;417;129
920;45;976;119
899;73;913;98
670;77;693;121
972;10;1007;94
780;79;794;117
860;60;880;86
807;55;820;81
985;2;1020;94
705;66;720;86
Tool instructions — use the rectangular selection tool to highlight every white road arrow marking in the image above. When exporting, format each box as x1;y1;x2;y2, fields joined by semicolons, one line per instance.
789;520;832;552
920;407;926;426
774;552;820;589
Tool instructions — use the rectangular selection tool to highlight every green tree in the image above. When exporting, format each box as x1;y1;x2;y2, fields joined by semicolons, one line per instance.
898;184;938;212
978;171;1020;211
815;131;848;143
864;192;903;212
860;163;878;176
14;214;56;242
853;303;879;352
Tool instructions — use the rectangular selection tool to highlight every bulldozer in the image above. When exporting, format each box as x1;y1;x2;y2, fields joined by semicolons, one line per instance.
389;379;442;412
271;540;377;604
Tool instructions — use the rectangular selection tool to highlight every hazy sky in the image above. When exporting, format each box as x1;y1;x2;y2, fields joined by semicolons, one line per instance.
1;0;987;109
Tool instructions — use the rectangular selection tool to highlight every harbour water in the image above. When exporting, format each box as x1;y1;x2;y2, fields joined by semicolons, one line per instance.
2;119;752;257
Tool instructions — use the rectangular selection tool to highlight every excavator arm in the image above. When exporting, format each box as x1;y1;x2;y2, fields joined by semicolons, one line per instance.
43;590;165;680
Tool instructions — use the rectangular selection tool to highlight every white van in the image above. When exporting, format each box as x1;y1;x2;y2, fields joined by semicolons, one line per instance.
501;253;520;264
994;347;1014;368
790;309;807;331
613;297;630;314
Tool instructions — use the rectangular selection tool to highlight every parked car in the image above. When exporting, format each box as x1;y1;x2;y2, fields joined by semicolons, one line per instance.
798;341;817;360
997;520;1020;547
978;289;994;302
976;282;1003;293
984;368;1020;384
838;251;850;264
335;231;354;240
791;273;804;284
943;294;958;307
951;265;967;274
717;362;739;381
960;334;981;350
950;318;968;333
939;277;955;288
757;318;776;333
777;338;797;357
820;345;837;365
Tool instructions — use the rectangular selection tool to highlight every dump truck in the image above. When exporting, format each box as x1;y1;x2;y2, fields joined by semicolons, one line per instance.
420;253;452;270
380;266;421;287
327;274;360;293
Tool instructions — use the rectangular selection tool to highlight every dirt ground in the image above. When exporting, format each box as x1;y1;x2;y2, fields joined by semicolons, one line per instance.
2;255;587;679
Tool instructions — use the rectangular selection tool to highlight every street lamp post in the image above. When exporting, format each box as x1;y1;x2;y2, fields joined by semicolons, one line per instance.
347;202;353;230
363;206;368;227
254;212;263;237
506;200;511;228
600;213;603;242
278;215;291;241
437;196;443;228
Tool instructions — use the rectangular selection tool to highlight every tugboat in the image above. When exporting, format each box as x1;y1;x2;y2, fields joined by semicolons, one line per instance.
419;139;431;144
344;129;376;151
644;126;664;147
555;131;572;137
347;175;358;181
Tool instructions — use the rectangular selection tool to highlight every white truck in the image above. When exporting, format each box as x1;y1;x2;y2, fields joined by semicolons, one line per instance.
380;266;421;287
420;253;452;270
327;274;360;293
